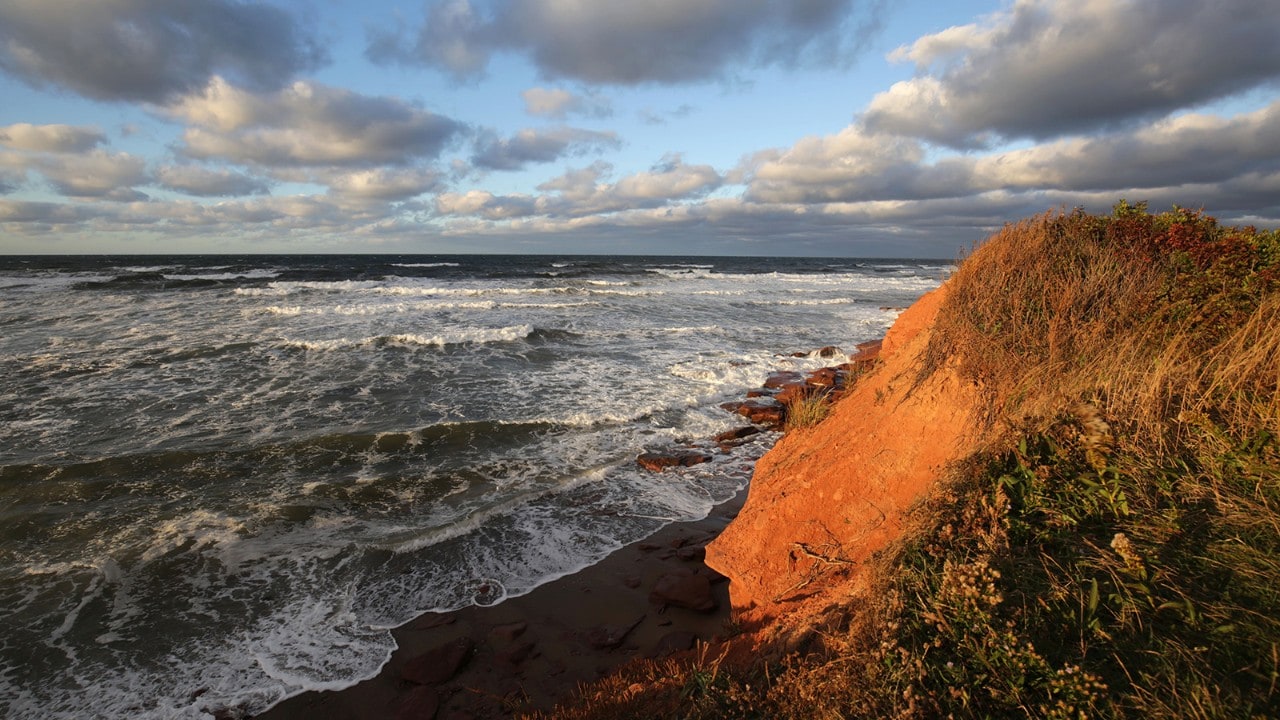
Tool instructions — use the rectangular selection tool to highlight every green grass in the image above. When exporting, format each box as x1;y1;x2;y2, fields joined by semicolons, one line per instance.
531;203;1280;719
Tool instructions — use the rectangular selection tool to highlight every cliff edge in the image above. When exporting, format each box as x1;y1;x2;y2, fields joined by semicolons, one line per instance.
705;283;987;616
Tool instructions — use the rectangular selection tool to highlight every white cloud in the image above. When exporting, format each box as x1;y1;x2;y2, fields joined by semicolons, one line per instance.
170;78;464;168
34;150;149;200
864;0;1280;147
438;155;722;220
521;87;612;119
471;126;621;171
369;0;884;85
0;123;105;153
0;0;326;102
324;167;445;201
155;164;270;197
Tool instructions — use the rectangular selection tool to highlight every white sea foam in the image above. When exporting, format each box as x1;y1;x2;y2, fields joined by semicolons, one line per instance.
281;324;534;351
392;262;460;268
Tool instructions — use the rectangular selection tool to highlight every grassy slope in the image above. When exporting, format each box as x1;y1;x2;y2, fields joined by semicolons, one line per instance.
535;204;1280;719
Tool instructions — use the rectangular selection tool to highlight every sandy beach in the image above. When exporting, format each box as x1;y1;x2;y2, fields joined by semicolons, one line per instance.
255;490;745;719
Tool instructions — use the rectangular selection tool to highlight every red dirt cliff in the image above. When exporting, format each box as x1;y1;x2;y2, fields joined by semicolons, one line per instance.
705;283;989;616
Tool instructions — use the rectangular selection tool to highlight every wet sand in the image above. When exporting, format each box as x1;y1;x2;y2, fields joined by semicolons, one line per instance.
255;490;744;719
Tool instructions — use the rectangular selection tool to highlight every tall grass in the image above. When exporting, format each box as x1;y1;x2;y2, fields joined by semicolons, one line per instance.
532;203;1280;719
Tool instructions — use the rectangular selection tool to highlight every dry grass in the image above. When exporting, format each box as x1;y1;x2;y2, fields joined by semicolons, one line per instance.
536;203;1280;719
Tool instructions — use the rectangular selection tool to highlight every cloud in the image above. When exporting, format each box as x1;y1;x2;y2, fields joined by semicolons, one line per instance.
438;154;722;220
0;0;326;102
323;167;445;200
521;87;612;119
471;126;621;171
32;149;149;200
746;100;1280;204
170;77;465;167
368;0;884;84
863;0;1280;147
435;189;538;219
0;123;105;153
154;164;271;197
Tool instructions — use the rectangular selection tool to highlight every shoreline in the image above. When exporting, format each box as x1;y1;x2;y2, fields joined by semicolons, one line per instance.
254;489;745;719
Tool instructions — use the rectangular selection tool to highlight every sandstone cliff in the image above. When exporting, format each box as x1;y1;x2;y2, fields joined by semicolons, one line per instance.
705;283;989;615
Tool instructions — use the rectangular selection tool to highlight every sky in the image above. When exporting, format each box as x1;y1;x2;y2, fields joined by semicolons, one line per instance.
1;0;1278;257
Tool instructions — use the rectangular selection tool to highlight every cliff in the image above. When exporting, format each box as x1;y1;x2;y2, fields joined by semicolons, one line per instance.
705;282;988;615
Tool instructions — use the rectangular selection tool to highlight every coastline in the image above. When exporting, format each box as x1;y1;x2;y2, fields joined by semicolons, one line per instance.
255;489;745;719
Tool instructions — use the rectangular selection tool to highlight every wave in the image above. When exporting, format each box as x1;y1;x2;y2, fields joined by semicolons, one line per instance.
280;324;535;351
392;262;460;268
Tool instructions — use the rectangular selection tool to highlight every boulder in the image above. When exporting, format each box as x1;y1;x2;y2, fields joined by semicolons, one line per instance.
649;571;717;613
804;367;844;389
763;371;804;389
649;631;698;658
401;637;473;686
586;615;645;650
713;426;760;443
394;686;440;720
719;398;785;429
637;451;713;472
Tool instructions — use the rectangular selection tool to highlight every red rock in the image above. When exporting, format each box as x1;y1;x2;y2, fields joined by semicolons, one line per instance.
649;571;717;613
489;621;527;643
714;426;760;443
763;371;803;389
817;345;842;358
649;631;698;658
395;686;440;720
586;615;645;649
805;367;844;388
720;399;785;428
401;637;473;686
705;285;988;615
495;641;537;669
677;545;706;562
773;382;814;406
636;453;680;471
637;451;712;472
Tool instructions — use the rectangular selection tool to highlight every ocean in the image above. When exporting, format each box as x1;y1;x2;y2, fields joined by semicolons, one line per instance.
0;255;945;718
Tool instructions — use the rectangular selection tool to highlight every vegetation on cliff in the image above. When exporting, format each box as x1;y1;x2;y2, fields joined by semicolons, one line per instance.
538;204;1280;719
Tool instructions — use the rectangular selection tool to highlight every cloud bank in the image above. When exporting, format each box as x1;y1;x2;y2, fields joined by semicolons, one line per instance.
369;0;884;84
0;0;327;102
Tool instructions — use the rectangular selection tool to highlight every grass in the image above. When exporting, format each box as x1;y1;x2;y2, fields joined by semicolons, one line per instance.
528;203;1280;719
784;392;832;431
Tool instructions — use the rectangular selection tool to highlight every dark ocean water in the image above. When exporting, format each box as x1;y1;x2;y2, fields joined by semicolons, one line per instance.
0;254;946;718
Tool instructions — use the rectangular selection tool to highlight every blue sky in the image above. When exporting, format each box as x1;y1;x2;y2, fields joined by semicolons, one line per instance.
1;0;1278;257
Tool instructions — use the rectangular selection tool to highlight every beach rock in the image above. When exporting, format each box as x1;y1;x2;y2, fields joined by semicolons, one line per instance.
495;641;538;669
817;345;842;358
714;426;760;443
401;637;473;686
395;686;440;720
805;367;844;388
637;451;712;472
763;371;803;389
773;382;814;406
719;398;785;428
649;631;698;658
650;571;717;613
676;545;706;562
489;621;527;643
586;615;645;650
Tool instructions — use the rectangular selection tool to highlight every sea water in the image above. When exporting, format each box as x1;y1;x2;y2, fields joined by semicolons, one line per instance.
0;255;945;718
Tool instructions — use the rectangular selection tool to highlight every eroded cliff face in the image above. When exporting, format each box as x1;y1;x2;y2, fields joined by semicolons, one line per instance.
705;284;988;615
